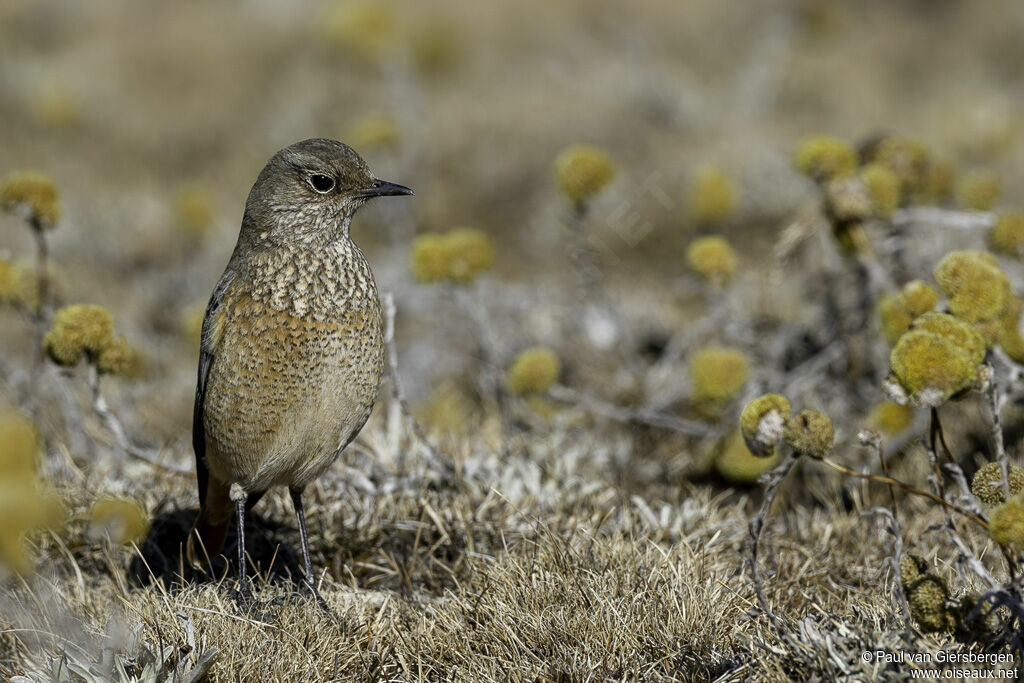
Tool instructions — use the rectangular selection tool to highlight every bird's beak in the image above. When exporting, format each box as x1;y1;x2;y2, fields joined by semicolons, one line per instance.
359;179;414;198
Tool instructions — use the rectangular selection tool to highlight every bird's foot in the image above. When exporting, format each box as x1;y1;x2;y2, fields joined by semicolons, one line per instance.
300;575;334;615
230;580;278;622
229;577;255;609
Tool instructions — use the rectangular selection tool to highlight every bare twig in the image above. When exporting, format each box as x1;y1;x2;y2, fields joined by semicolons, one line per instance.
863;506;912;626
748;451;797;636
859;430;898;522
86;364;191;475
983;367;1012;500
381;292;455;480
819;457;988;530
920;438;999;589
891;207;996;231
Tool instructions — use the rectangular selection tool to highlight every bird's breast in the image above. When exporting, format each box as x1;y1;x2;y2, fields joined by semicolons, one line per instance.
202;262;385;490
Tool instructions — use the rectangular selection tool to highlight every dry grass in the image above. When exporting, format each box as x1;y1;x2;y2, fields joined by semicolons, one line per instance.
0;410;1006;680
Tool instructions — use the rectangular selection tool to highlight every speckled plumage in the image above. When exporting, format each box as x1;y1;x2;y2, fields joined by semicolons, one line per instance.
186;139;411;577
202;245;384;493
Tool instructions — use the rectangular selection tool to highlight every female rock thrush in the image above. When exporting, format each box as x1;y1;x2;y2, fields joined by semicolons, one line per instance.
186;138;412;603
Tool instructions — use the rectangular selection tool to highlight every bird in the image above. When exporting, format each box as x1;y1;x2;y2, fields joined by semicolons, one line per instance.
185;138;412;605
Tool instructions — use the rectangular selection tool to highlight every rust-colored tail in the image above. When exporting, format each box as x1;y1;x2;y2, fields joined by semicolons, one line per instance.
186;476;233;570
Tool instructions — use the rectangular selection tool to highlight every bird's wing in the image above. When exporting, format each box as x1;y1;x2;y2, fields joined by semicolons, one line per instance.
192;269;235;507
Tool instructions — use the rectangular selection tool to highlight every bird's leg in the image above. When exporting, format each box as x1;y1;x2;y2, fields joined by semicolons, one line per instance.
229;483;254;608
290;488;330;612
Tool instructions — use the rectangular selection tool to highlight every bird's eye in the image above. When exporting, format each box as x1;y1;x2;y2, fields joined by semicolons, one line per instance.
308;174;336;193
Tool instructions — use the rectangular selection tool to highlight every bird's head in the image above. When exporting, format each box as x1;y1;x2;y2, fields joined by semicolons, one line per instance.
241;138;412;247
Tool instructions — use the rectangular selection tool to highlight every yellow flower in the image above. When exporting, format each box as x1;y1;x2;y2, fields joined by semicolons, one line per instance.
900;554;926;587
999;294;1024;363
685;236;737;287
865;136;928;198
878;280;938;346
860;163;900;218
345;113;400;150
988;493;1024;552
905;574;953;633
715;431;780;484
0;482;65;575
0;412;39;480
0;171;61;229
411;19;460;75
506;347;560;395
869;401;915;435
410;234;450;283
43;304;115;367
97;336;141;377
87;498;149;546
687;166;736;225
870;400;915;434
444;228;495;284
410;229;495;284
934;250;1009;324
794;136;856;182
690;346;749;406
956;169;1001;210
0;261;39;311
915;159;956;204
554;144;615;205
988;210;1024;259
889;317;984;406
0;259;21;305
783;409;834;459
970;462;1024;506
911;312;987;365
416;380;476;435
739;394;791;457
320;0;398;61
174;184;214;239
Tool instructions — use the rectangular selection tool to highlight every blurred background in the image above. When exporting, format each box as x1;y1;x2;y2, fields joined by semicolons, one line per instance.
3;0;1024;444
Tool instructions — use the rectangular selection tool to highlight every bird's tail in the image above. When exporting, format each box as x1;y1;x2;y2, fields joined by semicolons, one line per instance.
186;476;233;570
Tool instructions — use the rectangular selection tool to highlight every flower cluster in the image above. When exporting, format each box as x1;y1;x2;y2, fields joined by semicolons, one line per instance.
319;0;398;61
505;347;560;395
345;112;400;151
0;171;61;229
956;169;1001;210
988;493;1024;552
739;393;834;459
878;280;938;346
43;304;140;376
900;555;955;633
690;346;749;413
970;462;1024;506
739;393;790;457
988;210;1024;259
888;312;985;406
687;166;736;225
794;136;857;183
86;497;149;546
714;431;780;484
685;236;737;287
933;250;1010;332
0;412;64;574
410;228;496;284
553;144;615;206
0;258;37;309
